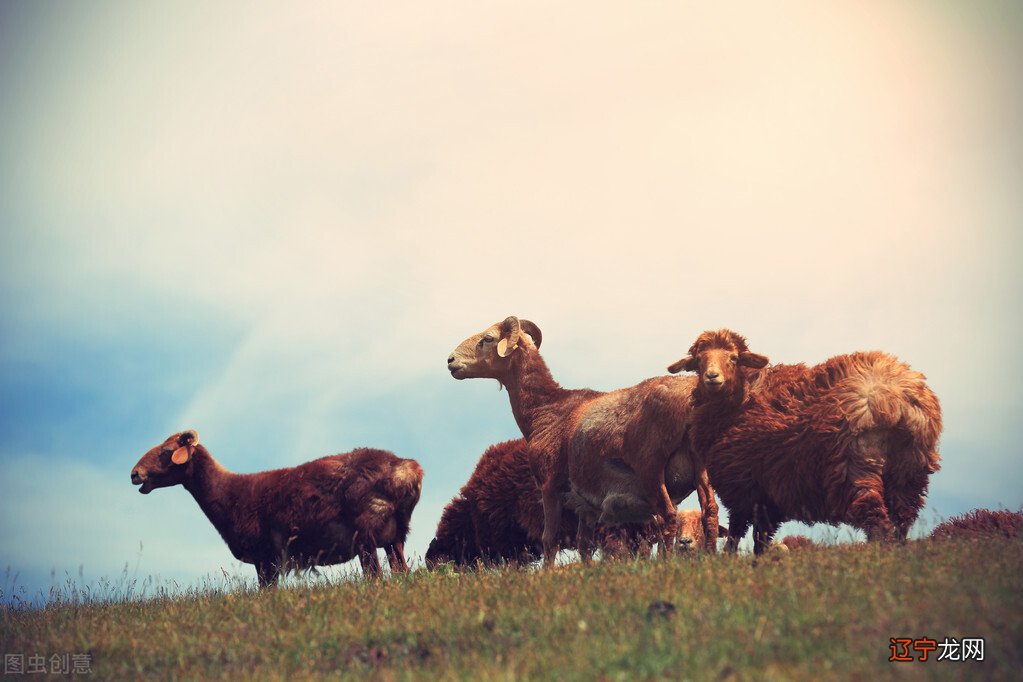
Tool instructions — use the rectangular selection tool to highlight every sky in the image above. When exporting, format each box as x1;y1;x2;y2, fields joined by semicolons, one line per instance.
1;1;1021;600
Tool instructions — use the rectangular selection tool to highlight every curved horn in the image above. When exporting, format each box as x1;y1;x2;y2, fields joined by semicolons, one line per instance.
498;316;522;357
519;320;542;349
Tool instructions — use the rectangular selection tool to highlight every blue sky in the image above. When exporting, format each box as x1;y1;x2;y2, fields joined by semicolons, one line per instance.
1;1;1021;600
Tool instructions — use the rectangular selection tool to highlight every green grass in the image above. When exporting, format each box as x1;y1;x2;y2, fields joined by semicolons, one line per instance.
2;537;1020;680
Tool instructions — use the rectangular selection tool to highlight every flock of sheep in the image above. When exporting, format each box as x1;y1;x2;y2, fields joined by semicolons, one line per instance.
130;316;942;586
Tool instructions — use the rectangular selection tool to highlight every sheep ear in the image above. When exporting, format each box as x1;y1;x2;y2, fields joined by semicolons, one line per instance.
171;446;192;465
667;356;698;374
739;352;769;369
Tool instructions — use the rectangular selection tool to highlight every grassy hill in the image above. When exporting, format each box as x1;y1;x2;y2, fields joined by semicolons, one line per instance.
2;536;1020;680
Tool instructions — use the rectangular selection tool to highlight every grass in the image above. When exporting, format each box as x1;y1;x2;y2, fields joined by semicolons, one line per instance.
2;536;1020;680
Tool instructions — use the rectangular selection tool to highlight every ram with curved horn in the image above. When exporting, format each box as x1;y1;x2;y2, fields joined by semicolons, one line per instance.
447;316;723;565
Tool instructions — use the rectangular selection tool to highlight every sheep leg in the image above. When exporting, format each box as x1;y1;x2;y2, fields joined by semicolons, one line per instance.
883;468;929;542
359;546;383;578
634;530;653;558
540;478;565;567
752;501;781;556
598;527;624;559
724;508;751;554
255;559;280;588
624;526;652;559
385;542;409;574
576;515;596;564
468;500;488;563
695;468;720;552
845;432;895;542
645;478;677;558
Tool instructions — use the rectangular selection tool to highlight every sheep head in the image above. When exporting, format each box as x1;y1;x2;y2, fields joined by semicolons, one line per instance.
675;509;728;552
667;329;768;400
447;316;542;381
130;430;200;494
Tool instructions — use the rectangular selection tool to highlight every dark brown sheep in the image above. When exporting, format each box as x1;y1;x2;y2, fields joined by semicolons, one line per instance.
130;430;423;586
447;317;723;566
425;439;577;566
669;330;941;554
424;441;724;566
425;439;718;567
930;508;1023;540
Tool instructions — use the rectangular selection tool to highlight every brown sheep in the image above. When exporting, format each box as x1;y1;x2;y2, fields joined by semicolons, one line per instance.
668;330;941;554
424;440;722;567
778;534;817;551
930;508;1023;540
675;509;728;552
447;316;723;566
598;509;726;558
425;439;577;567
130;430;423;586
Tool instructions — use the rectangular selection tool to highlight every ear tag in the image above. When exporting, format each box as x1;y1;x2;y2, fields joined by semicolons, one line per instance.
497;338;511;357
171;446;190;465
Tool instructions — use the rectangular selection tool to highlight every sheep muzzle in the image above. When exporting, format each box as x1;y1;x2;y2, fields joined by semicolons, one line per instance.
131;470;154;494
703;376;725;391
447;356;466;378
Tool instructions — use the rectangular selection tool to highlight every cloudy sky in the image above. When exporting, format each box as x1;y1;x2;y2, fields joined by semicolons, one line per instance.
1;1;1020;599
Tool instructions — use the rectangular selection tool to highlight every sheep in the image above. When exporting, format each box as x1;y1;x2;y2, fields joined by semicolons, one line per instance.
424;439;723;567
930;508;1023;540
674;509;728;553
130;430;424;587
425;439;577;567
778;534;817;551
667;329;941;555
764;535;818;555
446;316;722;566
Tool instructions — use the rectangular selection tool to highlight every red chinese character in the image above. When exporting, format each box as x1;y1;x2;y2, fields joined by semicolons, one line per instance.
913;638;937;661
889;637;914;662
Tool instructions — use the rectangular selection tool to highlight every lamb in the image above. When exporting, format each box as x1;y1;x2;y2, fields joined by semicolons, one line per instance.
671;509;727;552
765;535;818;555
446;316;722;566
667;329;941;555
778;535;817;551
424;439;722;566
130;430;423;586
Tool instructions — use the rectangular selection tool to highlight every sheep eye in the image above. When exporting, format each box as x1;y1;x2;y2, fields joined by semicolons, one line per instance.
729;355;738;363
